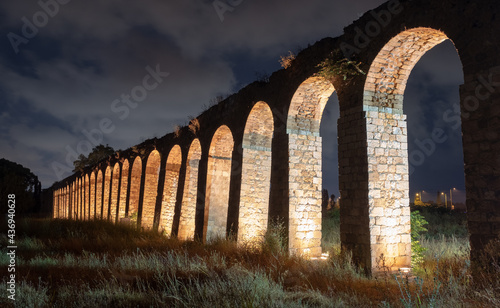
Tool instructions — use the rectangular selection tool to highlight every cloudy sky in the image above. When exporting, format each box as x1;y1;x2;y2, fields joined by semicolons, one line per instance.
0;0;465;203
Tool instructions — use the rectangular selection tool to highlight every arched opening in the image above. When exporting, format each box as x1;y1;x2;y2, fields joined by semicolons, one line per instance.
129;156;142;224
118;159;129;221
361;27;465;271
110;163;121;223
103;166;112;220
96;170;103;219
320;93;341;253
205;125;234;241
239;101;274;245
178;139;202;240
89;172;96;219
287;76;335;256
141;150;161;230
405;39;466;269
159;145;182;235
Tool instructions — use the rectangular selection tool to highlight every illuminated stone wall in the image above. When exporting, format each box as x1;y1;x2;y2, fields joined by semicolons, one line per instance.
110;163;120;223
118;159;129;221
141;151;161;230
178;139;201;240
96;170;103;219
103;167;111;220
84;175;89;220
159;145;182;235
205;125;234;240
129;157;142;221
287;77;334;256
89;172;95;219
238;102;273;245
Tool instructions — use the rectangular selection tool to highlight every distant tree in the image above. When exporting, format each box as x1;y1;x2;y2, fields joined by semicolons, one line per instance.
329;194;336;209
0;158;41;215
322;189;329;216
73;144;115;172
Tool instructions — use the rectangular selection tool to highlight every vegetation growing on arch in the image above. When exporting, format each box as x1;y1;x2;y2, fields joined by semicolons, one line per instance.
316;50;366;81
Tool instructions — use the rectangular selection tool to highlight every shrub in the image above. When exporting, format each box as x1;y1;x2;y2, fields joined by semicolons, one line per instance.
411;210;428;268
262;218;287;255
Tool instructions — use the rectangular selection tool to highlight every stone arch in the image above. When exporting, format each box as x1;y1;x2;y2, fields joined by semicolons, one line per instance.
84;174;89;220
129;156;142;222
364;28;450;110
159;145;182;235
55;188;59;218
57;189;62;218
205;125;234;240
287;76;335;256
110;163;121;223
80;177;84;219
89;172;95;219
69;181;74;218
63;186;67;218
178;139;202;240
78;178;83;220
118;159;129;221
141;150;161;229
74;179;79;219
96;170;103;219
58;188;62;218
359;27;462;271
238;101;274;244
53;189;59;218
65;186;69;218
74;181;77;219
103;166;112;220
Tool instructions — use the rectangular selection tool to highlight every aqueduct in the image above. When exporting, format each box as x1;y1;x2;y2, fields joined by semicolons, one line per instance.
50;0;500;274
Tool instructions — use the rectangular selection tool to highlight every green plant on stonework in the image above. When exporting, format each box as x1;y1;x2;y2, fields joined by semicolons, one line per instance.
316;50;366;81
411;210;428;268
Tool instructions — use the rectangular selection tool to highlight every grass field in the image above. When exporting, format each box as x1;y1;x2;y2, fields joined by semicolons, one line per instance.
1;206;498;307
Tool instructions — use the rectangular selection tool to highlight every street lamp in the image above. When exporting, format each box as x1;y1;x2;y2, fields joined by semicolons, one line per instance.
441;192;447;209
450;188;457;210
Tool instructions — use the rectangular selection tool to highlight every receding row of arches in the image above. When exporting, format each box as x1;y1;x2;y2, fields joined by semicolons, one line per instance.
53;102;275;244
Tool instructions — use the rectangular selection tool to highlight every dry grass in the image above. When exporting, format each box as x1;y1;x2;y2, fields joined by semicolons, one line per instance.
0;214;498;307
279;51;296;69
188;118;200;135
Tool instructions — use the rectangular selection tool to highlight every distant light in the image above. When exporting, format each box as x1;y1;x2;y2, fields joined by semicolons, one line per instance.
399;267;411;273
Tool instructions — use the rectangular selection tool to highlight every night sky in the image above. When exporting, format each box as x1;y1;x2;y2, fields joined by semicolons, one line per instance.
0;0;466;203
